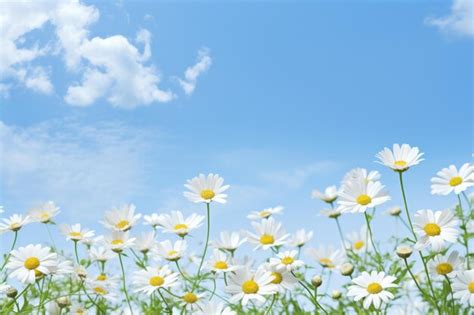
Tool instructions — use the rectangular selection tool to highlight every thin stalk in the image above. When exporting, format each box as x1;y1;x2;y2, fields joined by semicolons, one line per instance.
364;212;383;271
398;172;417;240
0;231;18;271
457;194;471;268
334;218;347;253
194;202;211;289
118;253;134;315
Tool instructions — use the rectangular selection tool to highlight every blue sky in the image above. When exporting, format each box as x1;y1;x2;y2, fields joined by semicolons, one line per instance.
0;0;472;255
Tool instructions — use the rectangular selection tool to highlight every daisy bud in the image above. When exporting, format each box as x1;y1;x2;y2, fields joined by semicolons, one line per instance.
311;275;323;288
332;290;342;300
388;206;401;216
396;245;413;259
340;263;354;276
56;297;70;308
6;288;17;298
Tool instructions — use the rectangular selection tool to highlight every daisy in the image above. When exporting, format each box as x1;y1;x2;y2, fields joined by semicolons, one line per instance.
289;229;313;247
143;213;165;228
263;263;297;292
343;168;381;184
269;250;304;272
431;163;474;195
196;301;236;315
347;271;398;309
184;173;229;204
134;231;156;254
346;225;372;254
211;231;246;253
181;292;205;311
312;185;338;204
320;208;342;219
205;249;241;274
49;257;74;276
155;239;187;261
86;282;117;302
428;250;465;279
386;206;402;216
155;211;204;237
6;244;58;284
306;245;345;269
247;206;283;220
89;246;116;262
338;180;390;213
28;201;60;223
413;209;460;252
245;217;290;250
86;273;119;290
376;143;424;172
101;204;141;232
132;265;179;295
103;231;136;253
0;214;31;233
225;266;278;306
59;224;95;243
452;270;474;307
69;303;89;315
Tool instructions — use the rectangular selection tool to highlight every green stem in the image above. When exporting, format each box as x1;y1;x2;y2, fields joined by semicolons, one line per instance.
398;172;417;240
118;253;134;315
402;259;430;301
0;231;18;271
265;294;277;315
158;288;172;314
444;275;455;315
335;218;347;253
194;202;211;289
364;212;383;271
457;194;471;269
74;241;80;265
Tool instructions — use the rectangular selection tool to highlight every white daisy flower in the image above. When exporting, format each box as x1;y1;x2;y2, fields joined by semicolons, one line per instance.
320;208;342;219
452;270;474;307
103;231;136;253
143;213;165;228
312;185;338;204
263;263;297;293
184;173;229;204
196;301;236;315
70;303;89;315
181;292;205;311
59;224;95;243
211;231;246;253
428;250;465;279
155;239;187;261
205;249;241;274
348;271;397;309
386;206;402;216
306;245;346;269
376;143;424;172
245;217;290;250
101;204;141;232
49;257;74;276
289;229;313;247
134;231;156;254
0;214;31;233
338;180;390;213
89;246;116;262
86;273;119;290
269;250;304;272
86;282;117;302
6;244;58;284
28;201;60;223
247;206;283;220
343;168;381;184
431;163;474;195
155;211;204;237
132;265;179;295
346;225;372;254
225;266;278;306
413;209;460;252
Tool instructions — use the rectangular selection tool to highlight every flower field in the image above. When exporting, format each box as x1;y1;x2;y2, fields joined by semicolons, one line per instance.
0;143;472;314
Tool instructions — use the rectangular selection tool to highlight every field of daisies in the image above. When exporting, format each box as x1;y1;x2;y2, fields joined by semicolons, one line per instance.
0;143;472;315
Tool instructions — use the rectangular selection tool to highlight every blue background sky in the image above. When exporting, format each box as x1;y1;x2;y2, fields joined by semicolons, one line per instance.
0;1;472;262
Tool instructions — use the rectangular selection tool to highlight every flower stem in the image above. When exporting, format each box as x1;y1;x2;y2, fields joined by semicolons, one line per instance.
194;202;211;289
0;231;18;271
457;194;471;269
334;218;346;253
118;253;134;315
364;212;383;271
398;172;417;240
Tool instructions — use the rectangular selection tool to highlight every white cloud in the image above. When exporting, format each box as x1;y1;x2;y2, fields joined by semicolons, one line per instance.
178;48;212;95
0;119;155;221
426;0;474;36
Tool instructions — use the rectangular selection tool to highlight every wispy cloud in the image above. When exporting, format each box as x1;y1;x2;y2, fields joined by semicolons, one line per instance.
425;0;474;36
178;48;212;95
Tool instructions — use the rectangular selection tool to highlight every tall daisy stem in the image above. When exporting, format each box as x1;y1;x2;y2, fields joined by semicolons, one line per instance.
363;212;383;270
398;172;416;240
0;231;18;271
334;218;346;253
194;202;211;289
457;194;470;269
118;253;134;315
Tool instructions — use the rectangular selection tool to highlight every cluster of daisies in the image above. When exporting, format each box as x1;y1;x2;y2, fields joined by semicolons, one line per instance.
0;144;472;315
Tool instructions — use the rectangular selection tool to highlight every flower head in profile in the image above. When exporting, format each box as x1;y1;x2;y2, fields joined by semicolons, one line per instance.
263;263;297;293
211;231;246;253
306;245;345;269
348;271;397;309
343;168;381;184
143;213;165;229
89;246;116;263
0;214;31;234
205;249;240;274
376;143;424;172
320;208;342;219
312;185;339;204
6;244;58;284
154;211;204;237
134;231;157;254
247;206;283;220
28;201;60;224
338;179;390;213
245;217;289;250
184;173;229;204
431;163;474;195
59;224;95;243
225;265;278;305
155;239;187;261
289;229;313;248
132;265;179;296
346;225;372;254
452;270;474;307
103;231;136;253
269;250;304;272
413;209;460;252
428;250;465;279
86;282;117;302
196;301;236;315
102;204;141;232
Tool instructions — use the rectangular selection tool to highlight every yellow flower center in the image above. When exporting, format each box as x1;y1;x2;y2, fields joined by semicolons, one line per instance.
24;257;40;270
167;250;178;257
354;241;365;250
93;287;107;295
449;176;463;187
394;160;407;168
435;263;453;275
174;223;188;231
149;276;165;286
214;261;228;270
281;256;294;265
35;269;44;277
319;258;335;268
10;223;21;230
40;212;51;222
200;189;215;200
182;292;198;304
69;231;82;238
260;234;275;245
242;280;259;294
96;274;107;281
367;282;383;294
469;282;474;293
423;223;441;236
259;211;271;218
356;194;372;206
271;272;283;284
111;239;123;245
115;220;129;230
